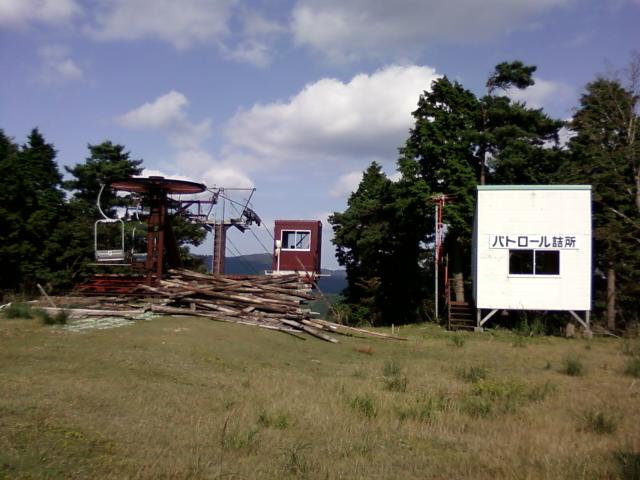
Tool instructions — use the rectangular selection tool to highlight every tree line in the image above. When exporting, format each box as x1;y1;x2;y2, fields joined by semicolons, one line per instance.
330;57;640;331
0;132;205;295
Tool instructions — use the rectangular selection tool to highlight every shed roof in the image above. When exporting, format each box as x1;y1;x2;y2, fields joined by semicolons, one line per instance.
477;185;591;191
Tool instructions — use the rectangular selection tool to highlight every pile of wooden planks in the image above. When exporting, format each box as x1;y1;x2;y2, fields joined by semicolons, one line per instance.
136;269;337;341
35;269;406;343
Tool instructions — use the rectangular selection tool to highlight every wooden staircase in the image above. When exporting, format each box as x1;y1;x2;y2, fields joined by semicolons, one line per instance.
448;301;476;330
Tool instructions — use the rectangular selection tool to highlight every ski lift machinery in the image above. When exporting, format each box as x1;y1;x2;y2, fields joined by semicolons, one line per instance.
92;176;207;286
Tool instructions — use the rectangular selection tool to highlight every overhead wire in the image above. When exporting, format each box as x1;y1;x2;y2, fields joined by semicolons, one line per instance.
228;201;273;256
225;234;260;274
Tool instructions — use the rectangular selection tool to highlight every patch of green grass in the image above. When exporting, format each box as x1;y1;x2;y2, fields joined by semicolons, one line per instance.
1;303;34;319
624;356;640;378
457;366;488;383
383;359;401;377
222;425;260;452
512;335;527;348
350;395;377;419
397;398;439;423
257;410;290;429
450;334;466;348
562;355;585;376
578;409;618;434
460;379;557;418
0;314;637;479
384;375;408;392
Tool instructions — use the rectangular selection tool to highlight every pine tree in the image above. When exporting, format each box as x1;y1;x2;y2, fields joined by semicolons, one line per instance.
0;129;67;290
329;163;430;324
564;73;640;329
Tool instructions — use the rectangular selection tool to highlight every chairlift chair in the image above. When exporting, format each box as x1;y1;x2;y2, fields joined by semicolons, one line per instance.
94;184;127;264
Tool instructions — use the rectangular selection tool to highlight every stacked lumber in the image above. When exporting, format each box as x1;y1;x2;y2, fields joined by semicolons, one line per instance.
34;269;406;343
139;269;341;342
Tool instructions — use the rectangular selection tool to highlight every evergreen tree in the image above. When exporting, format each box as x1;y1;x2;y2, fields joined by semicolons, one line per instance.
564;74;640;329
329;163;430;325
0;129;67;290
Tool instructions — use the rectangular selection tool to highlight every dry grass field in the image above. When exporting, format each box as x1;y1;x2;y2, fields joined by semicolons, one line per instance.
1;313;639;479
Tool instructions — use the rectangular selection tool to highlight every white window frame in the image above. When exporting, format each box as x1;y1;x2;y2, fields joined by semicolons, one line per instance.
281;230;311;251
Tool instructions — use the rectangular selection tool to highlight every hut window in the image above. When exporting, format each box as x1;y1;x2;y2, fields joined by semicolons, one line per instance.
509;250;559;276
282;230;311;250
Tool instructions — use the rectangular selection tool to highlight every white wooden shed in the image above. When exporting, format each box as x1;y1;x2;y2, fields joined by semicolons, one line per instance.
472;185;592;330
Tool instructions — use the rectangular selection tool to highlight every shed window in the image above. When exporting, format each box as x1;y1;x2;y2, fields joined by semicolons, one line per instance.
282;230;311;250
509;249;559;275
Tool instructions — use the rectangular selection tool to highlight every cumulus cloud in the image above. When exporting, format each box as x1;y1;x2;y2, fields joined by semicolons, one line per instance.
85;0;234;49
36;45;83;85
291;0;570;61
0;0;80;27
225;64;439;169
174;150;254;188
506;77;574;110
225;40;272;68
330;171;362;198
116;91;212;149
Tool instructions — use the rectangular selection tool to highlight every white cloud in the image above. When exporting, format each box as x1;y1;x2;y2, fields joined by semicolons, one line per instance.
37;45;84;85
241;10;286;37
174;150;254;188
506;78;574;110
225;64;439;169
0;0;80;26
85;0;235;49
225;40;272;68
116;91;212;149
143;151;254;191
330;171;362;198
291;0;570;61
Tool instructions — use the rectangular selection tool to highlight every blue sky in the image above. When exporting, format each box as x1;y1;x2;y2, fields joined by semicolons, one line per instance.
1;0;638;269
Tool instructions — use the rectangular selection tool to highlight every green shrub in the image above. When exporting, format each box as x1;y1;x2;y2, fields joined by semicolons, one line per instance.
516;318;546;337
350;395;377;419
578;409;618;434
450;335;466;348
562;355;585;376
1;303;34;319
384;375;408;393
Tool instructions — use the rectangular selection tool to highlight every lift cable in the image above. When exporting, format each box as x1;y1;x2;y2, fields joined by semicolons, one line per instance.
225;235;260;274
228;201;273;256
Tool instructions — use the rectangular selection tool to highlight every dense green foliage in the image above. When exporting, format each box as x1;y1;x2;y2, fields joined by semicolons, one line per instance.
0;129;67;290
562;74;640;327
329;163;430;324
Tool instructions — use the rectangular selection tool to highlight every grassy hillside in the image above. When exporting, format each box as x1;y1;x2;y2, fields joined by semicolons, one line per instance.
1;316;639;479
